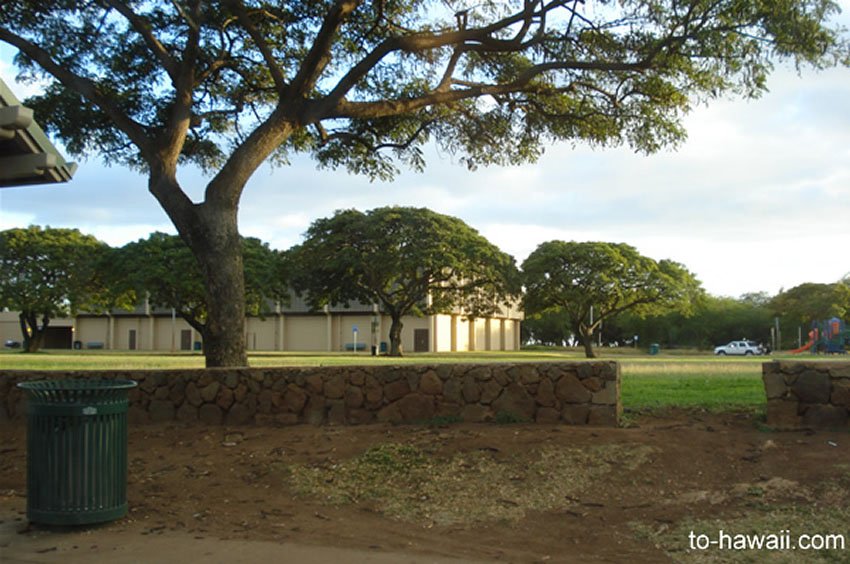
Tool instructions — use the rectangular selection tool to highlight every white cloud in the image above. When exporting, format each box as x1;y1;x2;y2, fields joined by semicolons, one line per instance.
83;224;177;247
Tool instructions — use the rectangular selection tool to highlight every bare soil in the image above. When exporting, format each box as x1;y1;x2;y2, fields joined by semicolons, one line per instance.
2;410;849;563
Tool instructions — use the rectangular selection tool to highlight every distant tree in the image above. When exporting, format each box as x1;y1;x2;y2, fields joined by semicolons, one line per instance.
290;207;519;356
771;282;850;324
110;233;288;339
1;1;845;366
611;294;773;349
522;241;702;358
0;226;111;352
522;309;573;347
738;292;773;308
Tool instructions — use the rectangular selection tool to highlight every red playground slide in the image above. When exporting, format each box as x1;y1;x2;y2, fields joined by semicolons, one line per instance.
790;329;818;354
790;340;814;354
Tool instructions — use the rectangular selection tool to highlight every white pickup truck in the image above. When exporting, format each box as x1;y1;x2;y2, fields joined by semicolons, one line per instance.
714;340;764;356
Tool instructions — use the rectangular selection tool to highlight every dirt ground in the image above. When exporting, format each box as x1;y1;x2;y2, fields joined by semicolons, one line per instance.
2;410;849;563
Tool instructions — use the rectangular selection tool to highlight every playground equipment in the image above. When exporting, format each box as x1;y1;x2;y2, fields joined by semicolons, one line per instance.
790;317;850;354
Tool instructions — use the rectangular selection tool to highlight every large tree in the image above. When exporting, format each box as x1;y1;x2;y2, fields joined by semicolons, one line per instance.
110;232;288;339
1;1;845;366
771;282;850;325
522;240;702;357
289;206;520;356
0;226;111;352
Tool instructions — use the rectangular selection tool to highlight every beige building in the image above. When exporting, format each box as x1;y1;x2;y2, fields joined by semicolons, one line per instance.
1;296;522;353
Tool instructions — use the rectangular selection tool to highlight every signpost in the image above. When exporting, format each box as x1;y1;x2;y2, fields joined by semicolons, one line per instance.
352;325;359;354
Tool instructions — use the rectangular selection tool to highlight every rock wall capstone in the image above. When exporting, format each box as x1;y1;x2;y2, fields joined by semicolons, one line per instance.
763;361;850;428
1;362;620;427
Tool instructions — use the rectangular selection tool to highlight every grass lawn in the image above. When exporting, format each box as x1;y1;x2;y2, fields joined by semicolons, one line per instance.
0;349;581;370
620;358;766;413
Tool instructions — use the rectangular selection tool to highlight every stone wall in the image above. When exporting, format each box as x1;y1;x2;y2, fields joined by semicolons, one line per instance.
1;362;621;427
763;361;850;429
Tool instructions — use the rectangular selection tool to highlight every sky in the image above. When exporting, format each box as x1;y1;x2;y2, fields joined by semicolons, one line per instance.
2;10;849;300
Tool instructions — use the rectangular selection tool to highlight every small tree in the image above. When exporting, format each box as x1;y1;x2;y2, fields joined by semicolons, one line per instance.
1;1;845;366
110;232;288;339
0;226;111;352
522;241;702;358
290;206;520;356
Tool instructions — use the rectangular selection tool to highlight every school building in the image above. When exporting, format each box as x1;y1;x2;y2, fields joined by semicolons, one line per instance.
1;294;522;353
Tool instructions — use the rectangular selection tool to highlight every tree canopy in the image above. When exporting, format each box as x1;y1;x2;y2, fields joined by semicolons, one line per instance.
608;294;773;350
1;0;846;365
0;226;112;352
290;206;520;356
110;232;288;337
770;281;850;324
522;240;702;357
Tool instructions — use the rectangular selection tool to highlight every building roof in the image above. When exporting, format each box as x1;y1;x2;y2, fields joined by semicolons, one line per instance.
0;77;77;188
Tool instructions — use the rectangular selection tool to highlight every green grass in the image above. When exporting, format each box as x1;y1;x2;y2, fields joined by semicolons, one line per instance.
0;349;208;370
0;349;577;370
620;359;766;413
3;348;837;413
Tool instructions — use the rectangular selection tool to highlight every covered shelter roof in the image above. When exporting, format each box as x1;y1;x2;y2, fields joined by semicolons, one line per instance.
0;77;76;188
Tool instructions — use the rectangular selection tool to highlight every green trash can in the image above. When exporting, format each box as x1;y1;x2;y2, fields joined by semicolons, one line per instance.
649;343;660;355
16;379;137;525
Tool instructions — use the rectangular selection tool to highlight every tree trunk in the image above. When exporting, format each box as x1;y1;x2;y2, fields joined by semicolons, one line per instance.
582;336;596;359
184;204;248;368
146;116;300;368
578;324;596;359
19;311;48;353
388;315;404;357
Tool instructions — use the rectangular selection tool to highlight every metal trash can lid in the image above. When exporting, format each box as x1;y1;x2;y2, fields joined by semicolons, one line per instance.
17;379;138;391
17;379;138;405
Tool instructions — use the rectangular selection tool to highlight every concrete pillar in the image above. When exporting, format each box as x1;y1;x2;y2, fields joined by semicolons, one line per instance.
324;305;333;352
500;319;506;351
278;313;285;351
450;314;458;352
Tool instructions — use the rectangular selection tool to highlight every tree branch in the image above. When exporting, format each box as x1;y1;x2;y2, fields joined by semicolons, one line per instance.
100;0;180;82
155;0;202;171
0;27;152;158
317;13;528;114
321;120;432;152
228;0;288;93
169;0;200;31
317;0;648;122
179;307;207;334
146;168;197;236
330;56;648;119
204;109;294;208
289;0;361;99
